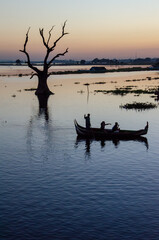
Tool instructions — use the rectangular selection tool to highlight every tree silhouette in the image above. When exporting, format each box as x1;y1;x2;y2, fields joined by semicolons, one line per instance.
20;21;69;96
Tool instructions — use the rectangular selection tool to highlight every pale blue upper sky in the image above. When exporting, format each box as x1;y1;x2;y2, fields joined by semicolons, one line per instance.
1;0;159;60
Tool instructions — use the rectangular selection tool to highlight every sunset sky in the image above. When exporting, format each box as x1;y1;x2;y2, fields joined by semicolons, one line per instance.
1;0;159;61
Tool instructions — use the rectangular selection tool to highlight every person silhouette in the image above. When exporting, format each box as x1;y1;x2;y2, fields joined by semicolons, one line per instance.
84;114;91;129
100;121;111;130
112;122;120;132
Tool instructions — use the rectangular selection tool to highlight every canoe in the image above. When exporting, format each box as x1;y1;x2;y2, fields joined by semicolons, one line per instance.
74;120;148;139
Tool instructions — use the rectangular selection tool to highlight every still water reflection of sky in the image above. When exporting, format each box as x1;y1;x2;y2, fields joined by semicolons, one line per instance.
0;67;159;239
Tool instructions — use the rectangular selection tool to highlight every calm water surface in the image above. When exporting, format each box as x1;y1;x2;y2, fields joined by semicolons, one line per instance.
0;67;159;239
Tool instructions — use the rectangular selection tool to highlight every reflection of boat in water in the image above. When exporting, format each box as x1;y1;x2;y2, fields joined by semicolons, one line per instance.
74;120;148;139
75;135;149;151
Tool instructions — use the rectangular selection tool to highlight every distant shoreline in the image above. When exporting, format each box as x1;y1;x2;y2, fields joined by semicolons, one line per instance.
51;66;152;75
0;65;153;77
0;62;153;67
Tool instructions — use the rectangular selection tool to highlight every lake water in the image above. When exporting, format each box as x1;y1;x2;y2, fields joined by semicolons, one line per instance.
0;66;159;239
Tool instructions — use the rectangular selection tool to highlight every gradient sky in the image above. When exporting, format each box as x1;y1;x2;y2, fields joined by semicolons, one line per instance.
1;0;159;61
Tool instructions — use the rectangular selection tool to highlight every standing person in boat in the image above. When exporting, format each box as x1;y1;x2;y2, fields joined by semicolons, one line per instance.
84;114;91;129
112;122;120;132
100;121;111;130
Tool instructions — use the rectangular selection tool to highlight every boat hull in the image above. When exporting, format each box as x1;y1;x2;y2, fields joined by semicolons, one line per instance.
74;120;148;139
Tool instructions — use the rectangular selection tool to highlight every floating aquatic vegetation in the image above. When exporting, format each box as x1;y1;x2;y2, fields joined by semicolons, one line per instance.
24;88;36;91
77;90;84;94
53;84;62;87
94;87;157;96
125;78;147;82
120;102;157;110
110;81;117;83
93;81;106;84
94;88;129;95
83;83;90;86
125;76;159;82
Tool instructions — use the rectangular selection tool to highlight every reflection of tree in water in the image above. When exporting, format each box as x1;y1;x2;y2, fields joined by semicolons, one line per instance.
37;94;50;121
26;95;53;161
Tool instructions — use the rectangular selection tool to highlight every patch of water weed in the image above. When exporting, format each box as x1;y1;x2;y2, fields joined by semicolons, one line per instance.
120;102;157;110
125;76;159;82
24;88;36;91
54;84;62;87
77;90;84;94
125;78;145;82
94;87;157;96
110;81;117;83
83;83;90;86
93;81;106;84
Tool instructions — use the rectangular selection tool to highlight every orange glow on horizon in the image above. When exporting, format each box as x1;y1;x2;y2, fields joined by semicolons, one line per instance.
1;0;159;60
1;15;159;60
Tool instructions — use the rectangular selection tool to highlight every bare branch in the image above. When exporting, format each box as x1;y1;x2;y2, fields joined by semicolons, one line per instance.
48;48;69;68
62;20;67;35
42;21;68;67
24;27;30;50
30;73;38;79
47;26;54;45
19;27;30;54
47;72;52;77
50;21;69;51
39;26;55;49
39;28;49;49
20;27;40;74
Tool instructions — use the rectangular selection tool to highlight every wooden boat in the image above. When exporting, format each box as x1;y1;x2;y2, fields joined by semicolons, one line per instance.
74;120;148;139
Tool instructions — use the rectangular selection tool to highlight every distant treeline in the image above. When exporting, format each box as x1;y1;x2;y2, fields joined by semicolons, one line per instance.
90;57;158;65
0;57;159;66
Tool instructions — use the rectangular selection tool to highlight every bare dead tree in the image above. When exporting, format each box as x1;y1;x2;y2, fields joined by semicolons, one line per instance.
20;21;69;95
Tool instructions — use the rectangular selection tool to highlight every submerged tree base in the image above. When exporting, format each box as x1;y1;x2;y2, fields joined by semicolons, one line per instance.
24;87;54;95
120;102;157;110
35;88;54;96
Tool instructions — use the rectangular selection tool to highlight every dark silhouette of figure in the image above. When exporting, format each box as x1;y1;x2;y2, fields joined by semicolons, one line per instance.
100;121;111;130
112;122;120;132
84;114;91;129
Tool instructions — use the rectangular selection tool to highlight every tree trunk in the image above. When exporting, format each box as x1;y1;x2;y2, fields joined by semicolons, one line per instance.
35;72;53;96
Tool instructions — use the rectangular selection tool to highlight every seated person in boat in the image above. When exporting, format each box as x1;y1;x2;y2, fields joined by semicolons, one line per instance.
112;122;120;132
84;114;91;129
100;121;111;130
